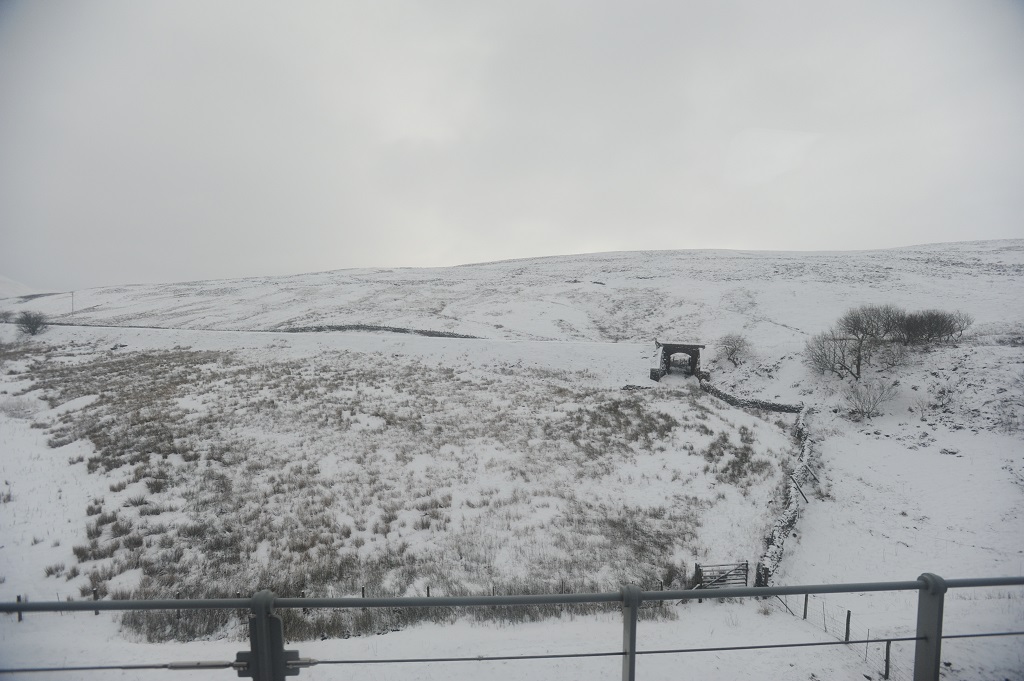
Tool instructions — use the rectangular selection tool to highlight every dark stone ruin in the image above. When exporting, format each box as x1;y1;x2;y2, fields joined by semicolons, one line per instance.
650;341;705;382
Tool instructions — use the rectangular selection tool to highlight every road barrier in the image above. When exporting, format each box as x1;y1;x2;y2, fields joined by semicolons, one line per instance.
2;573;1022;681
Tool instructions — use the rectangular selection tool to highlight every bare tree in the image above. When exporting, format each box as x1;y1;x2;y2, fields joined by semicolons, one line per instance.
836;307;885;379
16;311;48;336
805;330;850;378
875;342;909;370
899;309;969;344
806;304;975;383
952;311;974;339
844;379;899;420
718;333;751;366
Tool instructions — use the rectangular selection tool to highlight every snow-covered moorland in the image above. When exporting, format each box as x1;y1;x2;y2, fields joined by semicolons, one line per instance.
1;240;1022;680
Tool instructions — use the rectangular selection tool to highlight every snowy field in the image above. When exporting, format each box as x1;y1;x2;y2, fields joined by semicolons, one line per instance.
1;240;1022;680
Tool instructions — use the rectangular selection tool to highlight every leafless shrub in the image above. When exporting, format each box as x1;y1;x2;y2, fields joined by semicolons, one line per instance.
718;333;751;366
994;370;1024;433
952;311;973;339
844;380;899;420
16;311;48;336
899;309;972;344
875;343;909;370
0;396;36;419
805;330;856;379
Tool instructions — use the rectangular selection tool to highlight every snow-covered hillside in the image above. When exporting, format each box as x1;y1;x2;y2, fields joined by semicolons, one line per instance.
4;240;1022;354
0;276;34;299
1;240;1022;680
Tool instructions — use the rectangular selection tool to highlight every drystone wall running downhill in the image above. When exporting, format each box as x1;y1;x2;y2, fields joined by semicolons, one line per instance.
698;379;804;414
279;324;480;338
758;407;814;584
693;378;812;586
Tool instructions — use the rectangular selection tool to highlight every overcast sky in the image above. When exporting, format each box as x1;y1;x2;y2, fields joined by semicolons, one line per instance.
1;1;1022;291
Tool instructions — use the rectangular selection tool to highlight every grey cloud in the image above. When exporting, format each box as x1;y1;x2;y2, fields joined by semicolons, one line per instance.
1;0;1022;291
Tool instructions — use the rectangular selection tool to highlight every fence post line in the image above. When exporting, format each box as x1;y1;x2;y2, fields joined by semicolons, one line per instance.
884;640;892;679
16;595;22;622
93;588;99;616
913;573;947;681
845;610;851;643
802;594;808;620
621;584;641;681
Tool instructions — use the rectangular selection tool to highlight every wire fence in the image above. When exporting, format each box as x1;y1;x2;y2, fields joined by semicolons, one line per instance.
2;574;1022;681
769;592;914;680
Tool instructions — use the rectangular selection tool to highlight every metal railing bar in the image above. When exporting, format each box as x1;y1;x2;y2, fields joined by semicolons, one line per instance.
276;592;622;609
306;636;928;667
0;661;238;674
311;651;625;665
2;576;1021;615
8;633;1016;677
944;577;1024;589
636;635;923;656
941;630;1024;640
650;581;923;601
0;598;250;614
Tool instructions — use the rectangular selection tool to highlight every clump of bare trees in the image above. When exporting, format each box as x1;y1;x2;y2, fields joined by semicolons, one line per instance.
805;305;971;381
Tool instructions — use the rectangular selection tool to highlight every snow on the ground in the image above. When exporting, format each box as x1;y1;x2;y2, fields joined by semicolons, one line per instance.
1;240;1023;680
0;276;35;300
4;240;1022;347
0;602;890;681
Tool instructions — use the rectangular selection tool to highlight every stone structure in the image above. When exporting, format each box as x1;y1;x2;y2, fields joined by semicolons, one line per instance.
649;341;705;382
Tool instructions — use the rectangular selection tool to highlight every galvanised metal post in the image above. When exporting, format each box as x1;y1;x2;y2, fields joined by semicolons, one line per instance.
913;573;946;681
235;590;299;681
621;584;641;681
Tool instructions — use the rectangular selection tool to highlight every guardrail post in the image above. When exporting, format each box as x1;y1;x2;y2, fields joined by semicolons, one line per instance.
621;584;641;681
913;573;947;681
236;590;300;681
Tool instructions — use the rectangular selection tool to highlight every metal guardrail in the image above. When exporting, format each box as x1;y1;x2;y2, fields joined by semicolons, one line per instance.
2;573;1023;681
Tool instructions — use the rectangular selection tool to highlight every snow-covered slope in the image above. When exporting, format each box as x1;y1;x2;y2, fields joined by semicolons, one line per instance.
0;275;35;299
6;240;1023;353
1;240;1022;680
